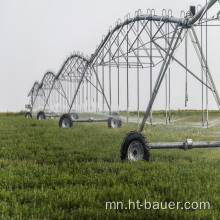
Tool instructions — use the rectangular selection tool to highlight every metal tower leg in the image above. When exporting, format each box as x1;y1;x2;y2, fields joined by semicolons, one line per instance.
140;23;184;132
190;27;220;109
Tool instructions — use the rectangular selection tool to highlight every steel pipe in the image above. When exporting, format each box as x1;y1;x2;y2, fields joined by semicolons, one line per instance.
71;118;108;123
150;139;220;150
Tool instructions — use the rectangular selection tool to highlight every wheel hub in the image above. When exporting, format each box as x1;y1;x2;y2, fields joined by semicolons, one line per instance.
111;119;117;128
127;141;144;161
133;149;137;156
111;117;120;128
62;118;70;127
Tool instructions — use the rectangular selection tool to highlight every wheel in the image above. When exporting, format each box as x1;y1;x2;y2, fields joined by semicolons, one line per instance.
59;114;73;128
25;112;32;118
70;111;78;120
37;111;46;120
120;131;150;161
108;112;122;128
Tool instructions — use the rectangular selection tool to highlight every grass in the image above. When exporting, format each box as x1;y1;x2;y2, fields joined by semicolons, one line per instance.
0;111;220;219
0;111;26;116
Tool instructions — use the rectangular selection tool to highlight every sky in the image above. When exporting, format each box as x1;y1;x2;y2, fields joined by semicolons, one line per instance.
0;0;219;112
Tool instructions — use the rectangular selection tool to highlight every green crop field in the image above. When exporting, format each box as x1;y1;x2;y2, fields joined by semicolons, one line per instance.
0;111;220;219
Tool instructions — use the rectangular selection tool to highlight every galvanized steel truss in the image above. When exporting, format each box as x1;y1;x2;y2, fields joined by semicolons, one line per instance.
28;0;220;130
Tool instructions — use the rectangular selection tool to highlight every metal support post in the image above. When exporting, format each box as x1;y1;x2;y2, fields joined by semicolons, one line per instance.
92;66;111;114
68;62;89;114
140;22;183;132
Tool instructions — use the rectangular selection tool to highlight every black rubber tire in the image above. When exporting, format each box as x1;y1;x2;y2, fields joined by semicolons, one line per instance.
70;112;78;120
59;114;73;128
37;111;46;120
108;112;122;128
120;131;150;162
25;112;32;118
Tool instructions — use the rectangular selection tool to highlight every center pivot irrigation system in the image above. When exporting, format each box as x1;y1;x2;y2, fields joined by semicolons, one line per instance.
26;0;220;161
26;52;122;128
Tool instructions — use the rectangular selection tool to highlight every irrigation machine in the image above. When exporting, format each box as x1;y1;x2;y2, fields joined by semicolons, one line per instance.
26;52;122;128
26;0;220;161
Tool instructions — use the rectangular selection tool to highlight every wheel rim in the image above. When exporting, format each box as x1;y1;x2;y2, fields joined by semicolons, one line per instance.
127;141;144;161
39;114;44;120
26;114;30;118
111;117;120;128
111;119;118;128
62;118;70;127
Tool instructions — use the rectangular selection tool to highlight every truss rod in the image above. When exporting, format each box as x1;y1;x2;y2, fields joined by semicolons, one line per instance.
154;42;212;91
